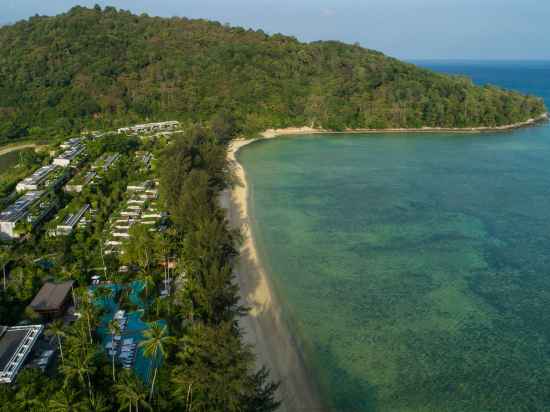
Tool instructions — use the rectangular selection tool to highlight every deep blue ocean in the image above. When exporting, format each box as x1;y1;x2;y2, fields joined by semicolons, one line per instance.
239;61;550;411
417;60;550;105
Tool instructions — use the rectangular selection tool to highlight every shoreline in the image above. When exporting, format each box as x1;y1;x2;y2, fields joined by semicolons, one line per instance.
221;137;328;412
220;114;548;412
259;112;548;138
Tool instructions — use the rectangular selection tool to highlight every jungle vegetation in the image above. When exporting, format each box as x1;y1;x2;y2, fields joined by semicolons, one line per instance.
0;128;279;411
0;5;546;143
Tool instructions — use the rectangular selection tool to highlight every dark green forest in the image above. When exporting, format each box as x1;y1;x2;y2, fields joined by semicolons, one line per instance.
0;130;280;412
0;5;546;143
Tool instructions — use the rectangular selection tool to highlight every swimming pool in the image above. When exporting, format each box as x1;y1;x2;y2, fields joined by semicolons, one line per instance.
91;281;166;382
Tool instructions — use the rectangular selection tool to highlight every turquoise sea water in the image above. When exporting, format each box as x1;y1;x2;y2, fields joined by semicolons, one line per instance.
238;61;550;411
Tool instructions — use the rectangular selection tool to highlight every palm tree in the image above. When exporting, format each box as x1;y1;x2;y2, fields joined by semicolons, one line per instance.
61;350;97;403
93;285;114;312
115;371;151;412
88;393;111;412
115;383;137;412
74;287;97;344
139;273;155;300
139;323;174;402
1;260;6;291
46;319;66;366
81;303;96;345
108;319;121;382
66;318;91;357
154;233;173;294
14;381;42;411
48;388;85;412
122;224;155;275
0;248;9;291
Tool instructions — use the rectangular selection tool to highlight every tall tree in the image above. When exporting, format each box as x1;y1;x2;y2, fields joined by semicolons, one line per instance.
0;248;9;291
61;348;98;403
122;224;155;275
138;323;173;402
46;319;67;366
108;319;122;383
48;388;86;412
171;322;279;412
115;370;151;412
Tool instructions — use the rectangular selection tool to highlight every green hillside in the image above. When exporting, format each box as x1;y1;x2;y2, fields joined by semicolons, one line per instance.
0;5;546;142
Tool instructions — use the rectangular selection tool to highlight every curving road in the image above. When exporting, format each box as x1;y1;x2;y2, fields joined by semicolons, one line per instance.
0;143;45;156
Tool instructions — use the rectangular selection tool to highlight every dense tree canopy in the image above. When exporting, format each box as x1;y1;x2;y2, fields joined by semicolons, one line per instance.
0;127;279;411
0;5;546;143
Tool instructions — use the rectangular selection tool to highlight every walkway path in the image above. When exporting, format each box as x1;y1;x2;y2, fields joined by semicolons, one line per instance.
0;143;46;157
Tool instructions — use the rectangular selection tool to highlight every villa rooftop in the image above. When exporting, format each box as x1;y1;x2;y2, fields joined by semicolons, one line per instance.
0;325;44;384
54;204;90;236
16;165;58;192
53;144;85;167
29;281;75;317
127;180;154;192
0;191;45;223
118;121;179;134
60;137;84;149
65;171;97;193
92;153;120;172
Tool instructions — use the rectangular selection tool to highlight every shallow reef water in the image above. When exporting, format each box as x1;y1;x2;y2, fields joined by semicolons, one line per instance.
238;61;550;412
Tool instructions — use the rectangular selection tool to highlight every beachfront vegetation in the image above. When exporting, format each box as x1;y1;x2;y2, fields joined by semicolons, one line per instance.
0;126;279;411
0;5;546;144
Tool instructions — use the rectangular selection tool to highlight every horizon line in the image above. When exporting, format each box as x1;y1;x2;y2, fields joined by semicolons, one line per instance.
409;58;550;61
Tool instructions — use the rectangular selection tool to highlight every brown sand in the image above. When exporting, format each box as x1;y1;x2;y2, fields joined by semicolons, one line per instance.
221;136;327;412
259;113;548;138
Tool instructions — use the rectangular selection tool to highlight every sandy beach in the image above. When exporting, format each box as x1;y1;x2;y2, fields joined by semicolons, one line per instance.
259;113;548;138
219;115;549;412
220;134;327;412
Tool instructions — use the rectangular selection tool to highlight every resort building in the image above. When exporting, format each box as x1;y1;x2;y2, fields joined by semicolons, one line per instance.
105;239;123;254
104;179;164;254
92;153;120;172
120;209;141;218
117;121;180;135
53;144;86;167
112;230;130;239
60;137;84;149
65;171;97;193
0;191;54;240
0;325;44;384
16;165;69;193
127;182;149;192
128;198;146;206
135;151;153;169
54;204;91;236
29;281;75;319
142;210;164;220
16;165;57;193
140;189;159;200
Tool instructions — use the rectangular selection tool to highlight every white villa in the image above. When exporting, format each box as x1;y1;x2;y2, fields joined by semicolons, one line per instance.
0;191;48;240
117;121;179;135
53;144;85;167
16;165;58;193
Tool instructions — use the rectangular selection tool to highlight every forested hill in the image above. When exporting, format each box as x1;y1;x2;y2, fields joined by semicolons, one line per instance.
0;6;546;142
